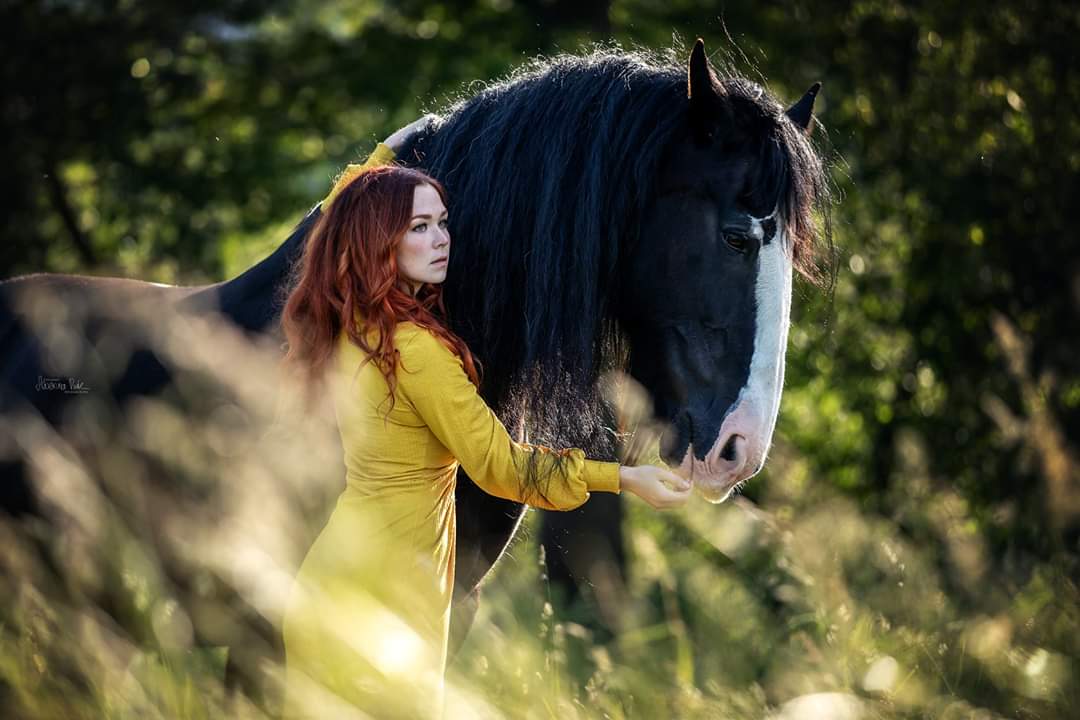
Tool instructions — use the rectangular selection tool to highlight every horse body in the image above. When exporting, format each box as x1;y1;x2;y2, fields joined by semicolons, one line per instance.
0;39;826;705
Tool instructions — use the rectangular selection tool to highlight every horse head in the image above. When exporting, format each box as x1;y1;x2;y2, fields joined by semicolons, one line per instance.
399;39;827;504
621;40;824;502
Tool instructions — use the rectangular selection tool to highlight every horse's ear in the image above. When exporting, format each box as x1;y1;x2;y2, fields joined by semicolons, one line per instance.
785;82;821;134
687;38;725;143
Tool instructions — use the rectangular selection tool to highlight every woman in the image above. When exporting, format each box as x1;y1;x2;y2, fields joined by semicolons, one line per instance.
279;119;690;719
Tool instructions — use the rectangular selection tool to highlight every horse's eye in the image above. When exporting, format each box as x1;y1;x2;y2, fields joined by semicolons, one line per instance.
724;232;748;253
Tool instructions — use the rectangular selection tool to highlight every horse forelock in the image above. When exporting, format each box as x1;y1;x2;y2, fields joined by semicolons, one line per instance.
715;77;830;280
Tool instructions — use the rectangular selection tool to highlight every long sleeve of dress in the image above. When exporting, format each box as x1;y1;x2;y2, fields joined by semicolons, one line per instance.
394;324;621;511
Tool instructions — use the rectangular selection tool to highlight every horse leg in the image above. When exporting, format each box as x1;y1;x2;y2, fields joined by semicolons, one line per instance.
539;493;627;640
450;475;527;652
448;584;481;660
186;573;282;717
223;633;283;718
0;459;37;518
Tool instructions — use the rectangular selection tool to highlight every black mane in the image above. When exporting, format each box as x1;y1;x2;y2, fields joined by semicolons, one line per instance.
403;48;686;400
395;45;827;427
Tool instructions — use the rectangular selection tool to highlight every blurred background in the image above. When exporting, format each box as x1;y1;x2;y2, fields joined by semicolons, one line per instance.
2;0;1077;718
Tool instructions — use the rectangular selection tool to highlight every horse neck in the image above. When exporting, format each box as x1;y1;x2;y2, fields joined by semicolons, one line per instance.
185;208;318;336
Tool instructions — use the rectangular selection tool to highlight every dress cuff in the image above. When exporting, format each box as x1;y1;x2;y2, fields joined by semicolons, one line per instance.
583;460;621;495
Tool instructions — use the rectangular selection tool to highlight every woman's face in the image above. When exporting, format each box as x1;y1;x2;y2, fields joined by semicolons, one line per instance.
396;183;450;294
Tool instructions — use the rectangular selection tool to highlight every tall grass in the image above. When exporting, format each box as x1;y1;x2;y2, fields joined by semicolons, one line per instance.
0;287;1075;719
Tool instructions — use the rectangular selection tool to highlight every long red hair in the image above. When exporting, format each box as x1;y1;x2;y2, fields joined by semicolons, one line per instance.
281;164;480;410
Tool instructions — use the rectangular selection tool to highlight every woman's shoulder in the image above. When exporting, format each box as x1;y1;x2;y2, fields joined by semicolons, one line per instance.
393;321;463;379
394;321;454;355
393;320;428;344
339;318;436;343
338;318;457;364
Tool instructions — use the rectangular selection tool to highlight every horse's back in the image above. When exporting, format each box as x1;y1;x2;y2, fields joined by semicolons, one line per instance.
0;272;210;402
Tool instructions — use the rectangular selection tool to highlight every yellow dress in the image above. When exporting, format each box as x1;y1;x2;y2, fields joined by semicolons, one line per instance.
281;321;621;719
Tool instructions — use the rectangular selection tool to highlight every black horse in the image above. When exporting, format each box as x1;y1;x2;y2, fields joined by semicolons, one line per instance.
0;39;826;708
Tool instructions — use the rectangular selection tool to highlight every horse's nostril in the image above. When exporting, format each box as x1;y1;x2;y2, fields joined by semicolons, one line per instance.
720;434;741;462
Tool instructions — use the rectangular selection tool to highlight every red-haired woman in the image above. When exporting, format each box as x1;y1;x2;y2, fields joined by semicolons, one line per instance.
279;119;690;719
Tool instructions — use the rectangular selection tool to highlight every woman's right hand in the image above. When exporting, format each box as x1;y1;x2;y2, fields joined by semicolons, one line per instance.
619;465;692;509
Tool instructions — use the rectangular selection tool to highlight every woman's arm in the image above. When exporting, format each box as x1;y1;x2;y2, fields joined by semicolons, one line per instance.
320;144;396;210
395;325;689;511
396;325;611;510
320;114;437;210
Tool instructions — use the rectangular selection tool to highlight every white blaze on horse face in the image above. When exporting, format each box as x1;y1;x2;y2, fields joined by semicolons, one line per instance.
681;211;794;503
748;215;794;471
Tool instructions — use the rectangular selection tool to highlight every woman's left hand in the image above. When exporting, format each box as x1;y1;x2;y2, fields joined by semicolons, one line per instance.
384;114;439;153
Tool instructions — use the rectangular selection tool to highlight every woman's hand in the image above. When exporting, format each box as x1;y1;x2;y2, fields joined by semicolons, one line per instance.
619;465;692;509
384;113;439;153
